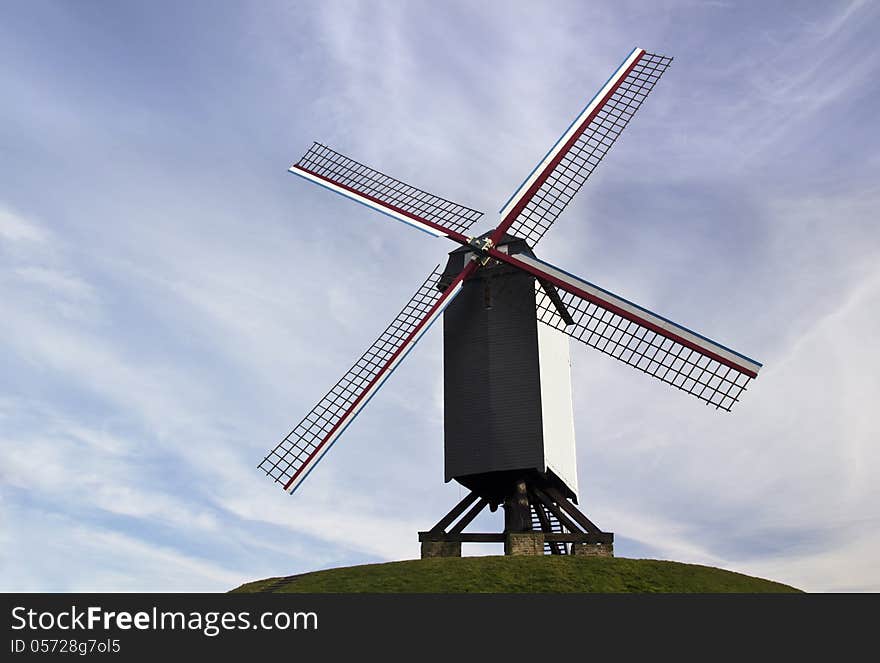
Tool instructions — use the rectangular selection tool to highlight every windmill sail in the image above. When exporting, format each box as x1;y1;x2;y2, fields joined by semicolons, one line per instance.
290;143;483;239
493;49;673;246
509;252;760;411
259;261;476;493
269;45;764;508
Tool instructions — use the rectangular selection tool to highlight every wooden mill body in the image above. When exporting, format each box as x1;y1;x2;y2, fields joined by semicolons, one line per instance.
438;236;579;506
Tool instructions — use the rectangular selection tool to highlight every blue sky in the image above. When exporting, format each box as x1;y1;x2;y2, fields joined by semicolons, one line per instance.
1;0;878;592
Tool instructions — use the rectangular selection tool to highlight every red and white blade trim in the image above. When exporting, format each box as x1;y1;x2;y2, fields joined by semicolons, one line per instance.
493;250;761;378
289;165;449;238
259;260;476;494
496;47;645;226
289;143;482;241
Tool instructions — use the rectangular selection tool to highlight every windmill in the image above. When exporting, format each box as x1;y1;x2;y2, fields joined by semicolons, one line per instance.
259;48;762;557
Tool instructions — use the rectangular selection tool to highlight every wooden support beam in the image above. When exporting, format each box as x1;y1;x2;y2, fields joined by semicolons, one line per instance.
420;481;611;552
458;533;505;543
418;532;611;544
532;488;584;535
429;491;479;534
545;532;613;544
418;532;506;543
450;497;489;534
538;279;575;326
544;486;602;534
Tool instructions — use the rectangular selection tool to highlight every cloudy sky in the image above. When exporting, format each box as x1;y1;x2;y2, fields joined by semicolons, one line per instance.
2;0;878;592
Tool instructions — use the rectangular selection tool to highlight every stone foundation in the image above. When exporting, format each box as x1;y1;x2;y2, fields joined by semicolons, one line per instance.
571;542;614;558
504;532;545;556
420;540;461;558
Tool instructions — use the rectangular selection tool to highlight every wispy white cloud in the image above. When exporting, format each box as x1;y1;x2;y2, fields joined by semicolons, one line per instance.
2;513;243;592
0;206;49;243
570;257;880;591
1;0;878;592
12;266;94;299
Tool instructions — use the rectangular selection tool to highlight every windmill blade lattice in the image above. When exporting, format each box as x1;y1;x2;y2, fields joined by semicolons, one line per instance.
264;46;764;511
291;143;484;237
501;51;673;246
535;284;754;411
259;264;470;493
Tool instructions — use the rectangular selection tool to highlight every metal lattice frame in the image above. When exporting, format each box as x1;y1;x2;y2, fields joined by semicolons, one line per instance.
259;266;446;487
535;285;752;411
295;143;484;235
508;53;673;245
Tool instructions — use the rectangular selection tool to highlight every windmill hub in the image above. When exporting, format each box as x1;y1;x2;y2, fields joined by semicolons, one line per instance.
466;234;496;264
260;47;763;559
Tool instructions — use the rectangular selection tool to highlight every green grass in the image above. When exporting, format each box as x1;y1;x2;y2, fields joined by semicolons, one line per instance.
231;556;800;593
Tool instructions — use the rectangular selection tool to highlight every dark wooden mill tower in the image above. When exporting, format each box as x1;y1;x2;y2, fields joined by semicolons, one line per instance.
259;48;763;558
429;234;602;556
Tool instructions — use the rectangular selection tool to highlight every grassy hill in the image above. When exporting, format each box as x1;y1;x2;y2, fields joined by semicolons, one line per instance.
231;556;800;593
